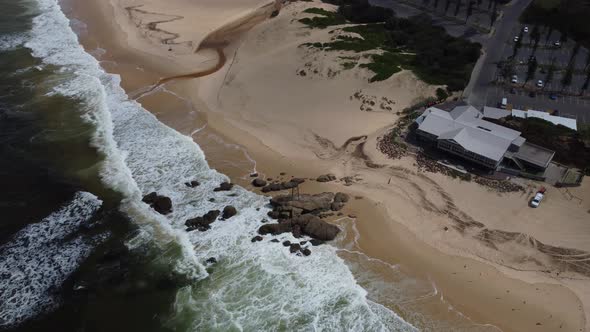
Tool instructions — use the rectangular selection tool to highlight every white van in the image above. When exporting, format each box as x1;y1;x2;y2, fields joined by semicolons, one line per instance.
500;97;507;109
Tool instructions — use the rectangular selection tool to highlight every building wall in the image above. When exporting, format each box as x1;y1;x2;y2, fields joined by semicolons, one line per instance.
437;139;499;169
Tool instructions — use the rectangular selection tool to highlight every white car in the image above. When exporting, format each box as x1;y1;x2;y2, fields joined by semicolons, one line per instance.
524;26;529;33
513;36;520;42
536;80;544;87
511;75;518;83
530;192;544;208
554;41;561;47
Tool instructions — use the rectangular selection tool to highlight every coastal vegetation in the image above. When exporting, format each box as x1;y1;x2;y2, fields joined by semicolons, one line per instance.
298;0;481;91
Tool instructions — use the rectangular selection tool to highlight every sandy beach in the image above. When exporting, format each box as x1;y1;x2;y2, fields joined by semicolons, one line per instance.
66;0;590;330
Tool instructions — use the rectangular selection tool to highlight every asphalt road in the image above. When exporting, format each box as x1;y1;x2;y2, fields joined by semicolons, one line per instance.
466;0;533;107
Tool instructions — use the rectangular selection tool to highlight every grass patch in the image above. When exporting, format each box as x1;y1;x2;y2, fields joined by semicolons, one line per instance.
298;7;347;28
360;52;411;82
341;61;356;70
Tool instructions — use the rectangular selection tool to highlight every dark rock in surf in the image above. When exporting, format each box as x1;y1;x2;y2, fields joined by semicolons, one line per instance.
292;224;302;238
251;235;263;242
330;202;345;211
222;206;237;219
282;240;291;247
252;178;267;187
142;192;172;215
270;239;280;243
301;248;311;256
213;182;234;192
185;180;200;188
250;173;259;177
185;210;220;231
205;257;217;264
289;243;301;253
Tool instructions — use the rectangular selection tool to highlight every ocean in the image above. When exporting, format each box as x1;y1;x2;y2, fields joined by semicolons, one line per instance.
0;0;501;331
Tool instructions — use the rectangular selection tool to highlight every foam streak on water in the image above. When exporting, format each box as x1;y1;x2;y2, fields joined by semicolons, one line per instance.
24;0;417;330
0;192;106;328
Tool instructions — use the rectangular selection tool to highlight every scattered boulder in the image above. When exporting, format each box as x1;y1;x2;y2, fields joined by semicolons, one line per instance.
258;222;293;236
316;173;336;182
213;182;234;192
282;240;291;247
222;206;237;219
252;178;267;187
208;198;215;202
280;172;286;176
142;192;172;215
281;181;298;189
301;248;312;256
334;192;350;203
300;241;307;245
289;243;301;253
302;215;340;241
185;210;220;231
185;180;200;188
250;173;259;177
251;235;263;242
205;257;217;264
270;239;280;243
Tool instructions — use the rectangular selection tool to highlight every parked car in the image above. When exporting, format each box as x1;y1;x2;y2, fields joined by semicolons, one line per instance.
511;75;518;83
536;80;544;87
549;94;558;100
513;36;520;42
530;187;546;208
523;26;529;33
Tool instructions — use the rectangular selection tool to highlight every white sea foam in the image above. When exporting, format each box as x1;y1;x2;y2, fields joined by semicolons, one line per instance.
0;33;28;51
24;0;417;329
0;192;106;328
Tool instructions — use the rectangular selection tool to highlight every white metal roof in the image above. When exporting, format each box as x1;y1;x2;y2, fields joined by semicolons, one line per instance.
511;109;577;131
418;106;524;162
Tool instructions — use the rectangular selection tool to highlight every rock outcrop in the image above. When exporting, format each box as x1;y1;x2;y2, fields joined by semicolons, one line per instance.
142;192;172;215
185;180;200;188
258;214;340;241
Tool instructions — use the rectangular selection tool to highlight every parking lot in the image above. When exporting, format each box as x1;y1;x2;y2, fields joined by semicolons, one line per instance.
477;23;590;123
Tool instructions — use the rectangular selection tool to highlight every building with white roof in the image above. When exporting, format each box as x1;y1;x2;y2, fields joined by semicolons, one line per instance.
415;106;554;170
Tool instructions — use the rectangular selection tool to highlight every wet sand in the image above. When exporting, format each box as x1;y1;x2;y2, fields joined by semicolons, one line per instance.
64;0;590;331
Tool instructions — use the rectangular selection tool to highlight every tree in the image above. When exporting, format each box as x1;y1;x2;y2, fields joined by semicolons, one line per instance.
524;57;538;86
570;42;581;63
531;25;541;54
544;58;556;90
488;0;493;10
466;1;474;22
499;58;516;81
434;0;440;11
490;8;497;27
454;0;462;17
545;26;553;45
444;0;452;14
582;71;590;93
562;63;574;92
477;0;483;8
